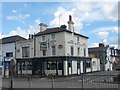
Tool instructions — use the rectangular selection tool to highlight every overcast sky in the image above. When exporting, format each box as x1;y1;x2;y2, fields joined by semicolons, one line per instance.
1;0;119;47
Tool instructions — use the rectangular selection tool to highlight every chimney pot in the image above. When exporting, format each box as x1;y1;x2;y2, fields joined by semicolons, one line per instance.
39;23;48;32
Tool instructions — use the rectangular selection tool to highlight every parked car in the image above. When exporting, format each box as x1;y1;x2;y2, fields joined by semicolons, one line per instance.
116;66;120;71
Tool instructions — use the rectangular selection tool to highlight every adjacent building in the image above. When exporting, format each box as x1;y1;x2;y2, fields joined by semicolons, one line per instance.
89;43;116;71
0;35;26;75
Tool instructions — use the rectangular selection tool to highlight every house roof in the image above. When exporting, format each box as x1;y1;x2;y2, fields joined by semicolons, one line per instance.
35;27;89;39
88;47;108;52
0;35;27;44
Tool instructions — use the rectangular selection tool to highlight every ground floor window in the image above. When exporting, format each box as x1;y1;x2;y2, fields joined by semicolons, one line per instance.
86;61;91;68
58;62;63;70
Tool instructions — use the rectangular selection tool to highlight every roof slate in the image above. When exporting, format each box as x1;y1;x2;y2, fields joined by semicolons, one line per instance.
0;35;27;44
35;27;88;38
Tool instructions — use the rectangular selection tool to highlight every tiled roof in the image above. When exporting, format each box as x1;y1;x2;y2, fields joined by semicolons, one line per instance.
35;27;88;38
0;35;27;44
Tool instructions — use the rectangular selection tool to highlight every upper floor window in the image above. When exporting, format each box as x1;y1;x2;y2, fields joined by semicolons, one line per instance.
51;34;55;40
78;48;80;56
77;36;79;42
84;48;86;57
71;46;74;56
51;46;56;56
22;46;29;58
42;35;45;42
6;52;13;57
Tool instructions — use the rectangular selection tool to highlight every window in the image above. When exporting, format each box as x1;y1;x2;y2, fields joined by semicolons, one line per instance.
71;46;74;56
51;46;56;55
6;52;13;57
77;36;79;42
51;34;55;40
84;48;86;56
77;62;80;68
46;62;50;70
86;61;91;68
78;48;80;55
58;62;63;70
68;62;71;67
51;62;56;70
42;50;46;56
22;46;29;58
42;36;45;42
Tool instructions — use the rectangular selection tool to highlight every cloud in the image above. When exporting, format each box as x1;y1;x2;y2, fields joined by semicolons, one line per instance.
35;19;41;24
1;19;41;39
85;23;91;26
12;10;17;13
6;14;30;23
96;32;109;39
93;27;118;33
90;43;99;47
50;2;118;33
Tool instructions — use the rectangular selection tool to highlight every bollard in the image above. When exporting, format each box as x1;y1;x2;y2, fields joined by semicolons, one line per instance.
28;75;31;89
51;74;54;90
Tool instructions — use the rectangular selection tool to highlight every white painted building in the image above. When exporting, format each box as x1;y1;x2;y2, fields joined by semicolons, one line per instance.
16;15;100;76
89;43;116;71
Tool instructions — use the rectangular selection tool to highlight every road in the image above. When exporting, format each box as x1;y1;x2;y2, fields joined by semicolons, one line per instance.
1;71;120;89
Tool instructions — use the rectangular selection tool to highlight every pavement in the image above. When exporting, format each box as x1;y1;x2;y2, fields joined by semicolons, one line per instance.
1;71;120;89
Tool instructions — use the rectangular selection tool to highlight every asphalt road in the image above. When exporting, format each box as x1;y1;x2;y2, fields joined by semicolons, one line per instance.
2;71;120;89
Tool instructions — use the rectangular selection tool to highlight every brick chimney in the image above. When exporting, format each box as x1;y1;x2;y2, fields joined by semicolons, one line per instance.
99;43;105;47
67;15;74;32
39;23;48;32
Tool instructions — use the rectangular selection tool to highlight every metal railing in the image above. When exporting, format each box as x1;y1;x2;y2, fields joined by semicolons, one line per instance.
1;74;120;90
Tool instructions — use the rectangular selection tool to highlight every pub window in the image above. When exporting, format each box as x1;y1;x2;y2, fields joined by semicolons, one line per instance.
51;34;55;40
86;61;91;68
78;48;80;56
71;46;74;56
47;62;50;70
58;62;63;70
51;46;56;56
77;62;80;68
68;62;71;67
41;35;45;42
51;62;56;70
22;46;29;58
6;52;13;57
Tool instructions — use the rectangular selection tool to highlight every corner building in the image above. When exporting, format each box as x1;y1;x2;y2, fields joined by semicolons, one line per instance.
16;15;92;76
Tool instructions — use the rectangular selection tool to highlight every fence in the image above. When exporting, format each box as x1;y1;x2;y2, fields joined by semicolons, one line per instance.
1;74;120;90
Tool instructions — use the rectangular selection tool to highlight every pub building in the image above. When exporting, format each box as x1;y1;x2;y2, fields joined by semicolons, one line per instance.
15;15;92;76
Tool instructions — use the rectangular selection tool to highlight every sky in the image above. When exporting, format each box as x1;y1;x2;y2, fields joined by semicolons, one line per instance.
1;0;119;48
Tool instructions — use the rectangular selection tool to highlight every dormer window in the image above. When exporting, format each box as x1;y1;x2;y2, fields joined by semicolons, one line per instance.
51;34;55;41
42;35;45;42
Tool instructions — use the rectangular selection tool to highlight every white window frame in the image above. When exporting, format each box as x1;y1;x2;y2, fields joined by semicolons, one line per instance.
51;33;56;41
70;46;74;56
41;35;45;42
77;47;80;56
51;45;56;56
